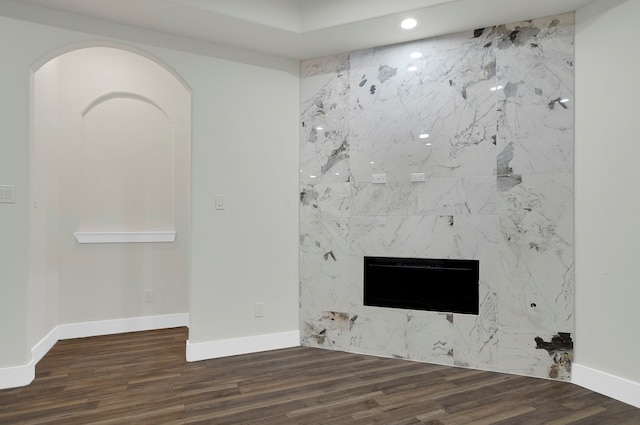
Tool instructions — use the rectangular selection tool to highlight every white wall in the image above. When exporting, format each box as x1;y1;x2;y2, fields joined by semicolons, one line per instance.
29;55;61;350
137;47;300;346
185;54;300;344
0;16;60;369
0;11;299;374
575;0;640;384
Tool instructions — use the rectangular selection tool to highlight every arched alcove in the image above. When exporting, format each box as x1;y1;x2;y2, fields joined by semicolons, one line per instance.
29;45;191;340
80;94;174;232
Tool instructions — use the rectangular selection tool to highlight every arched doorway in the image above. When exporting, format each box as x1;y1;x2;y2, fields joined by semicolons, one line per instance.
29;45;191;340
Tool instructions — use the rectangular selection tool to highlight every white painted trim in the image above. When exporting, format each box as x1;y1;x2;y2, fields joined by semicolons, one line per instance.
56;313;189;340
0;313;189;390
186;330;300;362
573;363;640;409
73;231;176;244
31;326;59;364
0;361;35;390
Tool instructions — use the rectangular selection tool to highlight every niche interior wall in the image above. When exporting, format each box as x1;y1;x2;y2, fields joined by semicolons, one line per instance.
31;47;190;328
299;13;574;380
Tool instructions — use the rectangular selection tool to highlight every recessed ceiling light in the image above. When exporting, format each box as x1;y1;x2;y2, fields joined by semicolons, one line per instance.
316;126;323;131
408;66;418;72
370;161;375;165
310;175;317;179
419;133;430;139
490;85;504;92
425;143;432;146
410;52;423;59
401;18;417;30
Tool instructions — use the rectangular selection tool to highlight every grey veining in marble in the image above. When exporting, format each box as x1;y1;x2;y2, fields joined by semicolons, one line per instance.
300;54;351;185
300;14;574;381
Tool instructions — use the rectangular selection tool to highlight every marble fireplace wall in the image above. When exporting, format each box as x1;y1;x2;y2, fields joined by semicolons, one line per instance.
299;14;574;380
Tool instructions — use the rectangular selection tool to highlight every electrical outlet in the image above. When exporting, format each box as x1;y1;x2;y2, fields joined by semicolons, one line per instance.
144;289;153;302
410;172;426;182
255;302;265;317
371;174;386;184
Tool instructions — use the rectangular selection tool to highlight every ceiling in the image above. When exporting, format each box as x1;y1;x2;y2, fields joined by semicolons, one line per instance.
13;0;595;59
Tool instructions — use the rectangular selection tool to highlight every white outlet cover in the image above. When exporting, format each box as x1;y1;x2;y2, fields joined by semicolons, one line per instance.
410;173;426;182
372;174;386;184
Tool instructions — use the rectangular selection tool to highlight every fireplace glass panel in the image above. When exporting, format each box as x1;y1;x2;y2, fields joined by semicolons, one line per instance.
363;256;479;315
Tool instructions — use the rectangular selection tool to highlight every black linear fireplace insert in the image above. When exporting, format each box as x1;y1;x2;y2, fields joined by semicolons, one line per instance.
363;256;479;315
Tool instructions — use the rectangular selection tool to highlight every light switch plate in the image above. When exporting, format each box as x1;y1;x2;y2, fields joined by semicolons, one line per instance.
215;195;225;210
0;185;16;204
255;302;265;317
372;174;386;184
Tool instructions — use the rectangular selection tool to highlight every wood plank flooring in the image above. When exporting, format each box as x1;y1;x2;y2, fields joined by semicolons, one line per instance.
0;327;638;424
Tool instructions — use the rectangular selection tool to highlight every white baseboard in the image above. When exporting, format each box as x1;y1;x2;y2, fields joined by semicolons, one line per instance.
31;326;59;365
56;313;189;340
0;361;35;390
0;313;189;390
186;330;300;362
572;363;640;409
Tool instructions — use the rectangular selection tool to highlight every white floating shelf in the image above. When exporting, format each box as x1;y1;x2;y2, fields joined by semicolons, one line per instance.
73;231;176;244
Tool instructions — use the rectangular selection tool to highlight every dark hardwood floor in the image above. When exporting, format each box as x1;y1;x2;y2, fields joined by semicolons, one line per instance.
0;328;638;424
